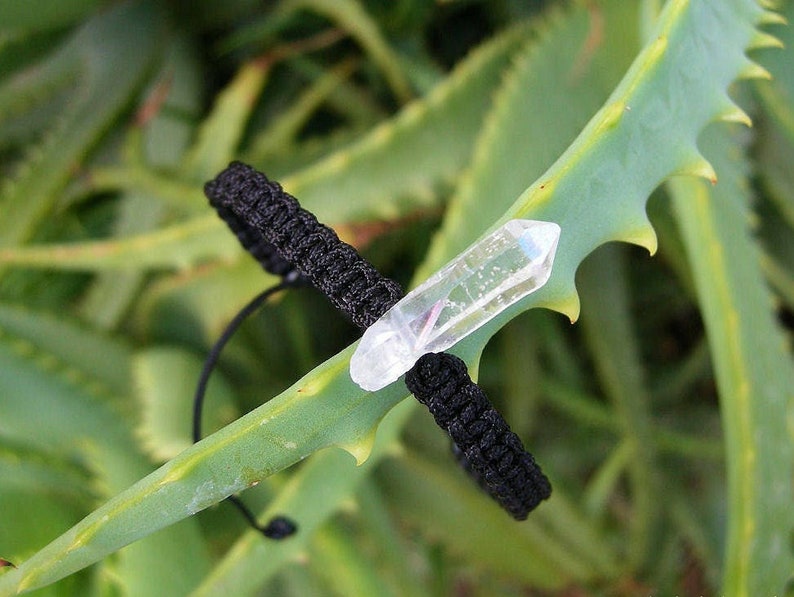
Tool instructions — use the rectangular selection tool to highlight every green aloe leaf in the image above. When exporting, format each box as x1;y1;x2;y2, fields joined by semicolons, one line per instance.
0;215;238;272
0;302;130;395
668;122;794;597
0;0;106;34
378;449;617;588
0;21;526;278
282;0;413;102
0;1;783;594
280;22;530;224
0;321;212;596
133;346;238;461
0;0;166;251
187;4;635;590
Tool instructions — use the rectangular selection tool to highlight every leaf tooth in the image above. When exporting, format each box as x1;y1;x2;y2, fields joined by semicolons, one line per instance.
714;95;753;127
549;290;580;324
747;30;784;50
756;7;787;26
738;58;772;80
622;218;658;256
676;150;718;183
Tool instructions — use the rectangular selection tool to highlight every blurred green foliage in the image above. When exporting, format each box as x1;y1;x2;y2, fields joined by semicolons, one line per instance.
0;0;792;595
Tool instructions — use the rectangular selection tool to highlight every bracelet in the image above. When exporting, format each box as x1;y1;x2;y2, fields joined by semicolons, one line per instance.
204;161;551;520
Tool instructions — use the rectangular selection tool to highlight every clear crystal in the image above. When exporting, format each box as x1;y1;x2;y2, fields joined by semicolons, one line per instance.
350;219;561;391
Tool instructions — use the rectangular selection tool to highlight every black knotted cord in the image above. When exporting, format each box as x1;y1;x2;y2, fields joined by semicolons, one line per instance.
203;161;551;521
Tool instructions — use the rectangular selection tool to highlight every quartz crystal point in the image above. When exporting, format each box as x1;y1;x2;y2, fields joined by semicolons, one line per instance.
350;219;561;391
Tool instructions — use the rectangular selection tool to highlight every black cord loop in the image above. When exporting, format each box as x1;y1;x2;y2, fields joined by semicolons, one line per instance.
191;281;299;540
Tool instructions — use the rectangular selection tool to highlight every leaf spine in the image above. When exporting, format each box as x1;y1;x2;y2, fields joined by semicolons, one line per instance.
678;153;718;183
747;31;784;50
756;10;787;26
738;60;772;80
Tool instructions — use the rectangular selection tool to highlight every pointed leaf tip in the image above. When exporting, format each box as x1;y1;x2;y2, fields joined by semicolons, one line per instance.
757;10;786;26
748;31;784;50
717;104;753;127
739;61;772;80
630;221;659;256
551;291;581;324
679;155;718;184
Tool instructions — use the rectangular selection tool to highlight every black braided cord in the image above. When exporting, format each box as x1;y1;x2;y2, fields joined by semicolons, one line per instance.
405;353;551;519
205;162;403;330
205;161;551;520
210;202;308;285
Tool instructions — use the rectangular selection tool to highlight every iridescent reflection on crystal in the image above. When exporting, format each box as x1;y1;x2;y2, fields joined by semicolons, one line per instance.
350;219;561;391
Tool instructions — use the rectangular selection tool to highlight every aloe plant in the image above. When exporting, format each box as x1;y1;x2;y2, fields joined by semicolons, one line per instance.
0;0;792;595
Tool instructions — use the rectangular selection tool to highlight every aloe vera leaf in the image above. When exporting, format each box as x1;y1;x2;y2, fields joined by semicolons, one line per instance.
0;302;130;395
188;8;628;590
0;0;166;249
668;123;794;597
306;520;399;597
0;345;407;595
0;2;778;593
0;325;211;596
418;0;640;277
195;2;778;591
188;400;414;597
442;0;775;335
80;443;212;597
246;59;358;162
0;0;105;34
578;244;658;571
0;23;527;279
180;60;271;184
133;347;238;462
0;39;80;126
0;214;238;271
279;23;530;223
283;0;413;102
377;450;611;588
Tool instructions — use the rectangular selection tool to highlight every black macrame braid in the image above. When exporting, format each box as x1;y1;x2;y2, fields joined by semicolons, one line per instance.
205;163;403;330
205;161;551;520
210;202;308;285
406;353;550;518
